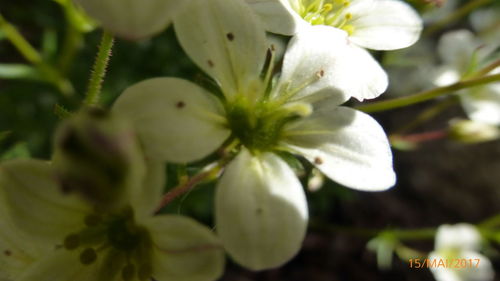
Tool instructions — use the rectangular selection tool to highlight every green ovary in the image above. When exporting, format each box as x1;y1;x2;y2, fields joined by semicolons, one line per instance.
296;0;355;34
226;100;289;152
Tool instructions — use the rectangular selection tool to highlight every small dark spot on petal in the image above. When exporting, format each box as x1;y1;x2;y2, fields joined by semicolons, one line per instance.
176;101;185;109
317;69;325;78
270;44;276;52
4;250;12;256
314;157;323;165
256;208;263;215
226;32;234;41
207;60;214;68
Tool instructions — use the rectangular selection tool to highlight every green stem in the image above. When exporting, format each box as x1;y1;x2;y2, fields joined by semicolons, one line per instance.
154;163;223;214
84;31;114;106
471;59;500;79
355;74;500;113
0;13;74;96
424;0;493;35
0;14;41;63
58;16;83;74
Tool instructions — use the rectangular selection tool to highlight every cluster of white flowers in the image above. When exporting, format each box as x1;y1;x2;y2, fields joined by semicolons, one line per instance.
4;0;496;281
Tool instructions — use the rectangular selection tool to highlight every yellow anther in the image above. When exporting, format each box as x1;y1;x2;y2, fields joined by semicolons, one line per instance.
345;13;352;20
322;3;333;12
343;0;350;6
342;24;355;35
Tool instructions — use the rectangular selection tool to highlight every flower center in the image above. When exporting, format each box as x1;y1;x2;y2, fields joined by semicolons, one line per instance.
226;99;289;152
62;207;153;280
295;0;355;34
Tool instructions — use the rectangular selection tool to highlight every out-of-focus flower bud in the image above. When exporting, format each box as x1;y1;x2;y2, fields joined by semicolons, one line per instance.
52;108;145;211
73;0;189;40
449;119;500;144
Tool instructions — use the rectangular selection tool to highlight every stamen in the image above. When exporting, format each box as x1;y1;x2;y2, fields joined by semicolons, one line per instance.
263;44;277;95
337;13;352;29
278;70;324;102
280;102;313;117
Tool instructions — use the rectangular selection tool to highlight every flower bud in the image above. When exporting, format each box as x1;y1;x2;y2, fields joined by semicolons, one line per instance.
73;0;189;40
449;119;500;144
53;108;145;211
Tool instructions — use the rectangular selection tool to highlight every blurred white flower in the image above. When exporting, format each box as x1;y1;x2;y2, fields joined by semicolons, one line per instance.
434;30;500;125
469;6;500;47
113;0;395;270
0;112;225;281
73;0;190;39
429;224;494;281
449;119;500;144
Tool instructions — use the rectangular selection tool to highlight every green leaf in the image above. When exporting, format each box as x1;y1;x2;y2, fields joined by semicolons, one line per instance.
41;29;58;60
0;64;41;80
1;142;31;160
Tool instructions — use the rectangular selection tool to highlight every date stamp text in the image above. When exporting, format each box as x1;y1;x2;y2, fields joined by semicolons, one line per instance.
408;258;480;269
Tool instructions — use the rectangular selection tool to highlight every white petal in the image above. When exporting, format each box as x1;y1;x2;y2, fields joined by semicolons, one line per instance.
0;203;48;280
17;250;98;281
174;0;268;100
75;0;187;40
434;67;461;87
283;106;396;191
349;0;423;50
277;25;387;102
437;30;479;70
0;160;90;245
131;159;166;219
113;78;230;163
434;224;481;251
143;215;225;281
245;0;305;35
460;83;500;126
216;149;308;270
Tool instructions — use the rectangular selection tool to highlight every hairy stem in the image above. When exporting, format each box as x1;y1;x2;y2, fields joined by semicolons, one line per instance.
84;31;114;106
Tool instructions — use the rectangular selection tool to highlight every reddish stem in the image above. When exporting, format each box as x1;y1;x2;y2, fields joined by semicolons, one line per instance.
397;130;448;143
154;167;221;214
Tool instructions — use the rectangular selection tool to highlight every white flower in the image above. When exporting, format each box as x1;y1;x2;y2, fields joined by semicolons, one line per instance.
245;0;423;99
113;0;395;270
247;0;422;50
0;112;225;281
434;30;500;126
73;0;190;39
429;224;494;281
